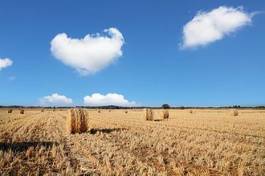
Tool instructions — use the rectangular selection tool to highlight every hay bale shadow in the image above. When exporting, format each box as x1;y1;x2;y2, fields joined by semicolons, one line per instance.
153;119;164;122
88;128;127;135
0;141;57;152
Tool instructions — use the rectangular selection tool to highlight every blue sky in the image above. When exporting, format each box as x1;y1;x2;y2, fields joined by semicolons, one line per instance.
0;0;264;106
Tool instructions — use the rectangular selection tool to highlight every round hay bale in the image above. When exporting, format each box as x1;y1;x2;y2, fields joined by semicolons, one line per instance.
8;109;13;113
163;110;169;120
20;109;24;114
125;110;128;114
233;109;239;116
67;109;88;134
145;109;153;121
189;110;193;114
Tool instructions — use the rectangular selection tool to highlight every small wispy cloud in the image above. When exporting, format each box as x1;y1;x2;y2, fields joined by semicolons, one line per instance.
40;93;73;106
0;58;13;70
8;76;16;81
83;93;136;106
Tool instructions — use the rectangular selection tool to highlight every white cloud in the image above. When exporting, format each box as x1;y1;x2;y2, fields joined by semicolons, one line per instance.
50;27;124;75
0;58;13;70
181;6;253;48
84;93;136;106
40;93;73;106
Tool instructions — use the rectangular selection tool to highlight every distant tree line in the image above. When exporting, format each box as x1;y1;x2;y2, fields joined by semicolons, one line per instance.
1;104;265;109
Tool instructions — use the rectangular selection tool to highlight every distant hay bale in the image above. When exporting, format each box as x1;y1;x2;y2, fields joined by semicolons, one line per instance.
233;109;239;116
163;110;169;120
41;109;44;112
98;110;101;113
67;109;88;134
20;109;24;114
145;109;153;121
189;110;193;114
125;110;128;114
8;109;13;113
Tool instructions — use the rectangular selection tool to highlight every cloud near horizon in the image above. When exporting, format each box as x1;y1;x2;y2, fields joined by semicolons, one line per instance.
50;27;124;75
84;93;136;106
40;93;73;106
0;58;13;70
181;6;254;49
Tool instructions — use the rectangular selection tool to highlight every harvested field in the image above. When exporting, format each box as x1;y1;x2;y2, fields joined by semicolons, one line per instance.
0;109;265;175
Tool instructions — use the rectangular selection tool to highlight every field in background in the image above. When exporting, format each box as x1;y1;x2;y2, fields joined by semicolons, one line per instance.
0;108;264;175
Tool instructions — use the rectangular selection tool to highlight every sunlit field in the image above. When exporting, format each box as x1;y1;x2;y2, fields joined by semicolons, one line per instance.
0;108;264;175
